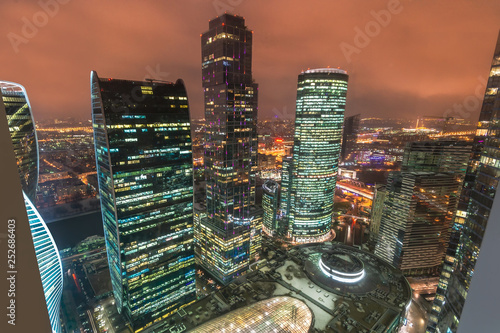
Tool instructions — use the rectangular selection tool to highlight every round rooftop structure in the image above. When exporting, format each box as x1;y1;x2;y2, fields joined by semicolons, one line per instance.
299;243;412;298
319;251;365;283
302;67;347;75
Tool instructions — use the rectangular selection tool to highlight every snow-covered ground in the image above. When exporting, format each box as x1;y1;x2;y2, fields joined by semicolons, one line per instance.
274;260;342;330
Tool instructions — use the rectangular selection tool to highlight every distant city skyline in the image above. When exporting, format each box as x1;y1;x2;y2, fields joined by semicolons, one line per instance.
1;1;499;121
3;3;500;332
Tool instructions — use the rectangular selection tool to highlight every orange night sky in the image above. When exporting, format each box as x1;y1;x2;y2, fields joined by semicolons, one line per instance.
1;0;500;122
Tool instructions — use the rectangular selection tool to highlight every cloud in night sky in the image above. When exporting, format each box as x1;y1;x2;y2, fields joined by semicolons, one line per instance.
1;0;499;122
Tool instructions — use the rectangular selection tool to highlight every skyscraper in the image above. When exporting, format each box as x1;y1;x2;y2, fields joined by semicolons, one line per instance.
368;184;386;251
1;81;63;333
374;140;471;294
341;113;360;161
262;179;279;236
91;72;196;331
375;171;460;277
198;14;260;284
279;155;293;225
427;32;500;333
1;81;38;201
401;140;471;174
23;192;64;333
284;68;348;244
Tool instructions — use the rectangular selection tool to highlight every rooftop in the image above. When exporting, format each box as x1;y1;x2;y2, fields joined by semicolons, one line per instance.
303;68;347;75
0;80;25;93
152;241;411;333
263;179;279;194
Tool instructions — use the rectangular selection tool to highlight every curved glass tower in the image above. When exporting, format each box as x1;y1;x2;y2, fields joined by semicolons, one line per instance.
0;81;38;202
1;80;62;333
24;192;64;333
91;72;196;331
286;68;348;243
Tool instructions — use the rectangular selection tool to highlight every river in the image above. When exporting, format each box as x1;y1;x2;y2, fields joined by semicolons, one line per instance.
46;211;104;250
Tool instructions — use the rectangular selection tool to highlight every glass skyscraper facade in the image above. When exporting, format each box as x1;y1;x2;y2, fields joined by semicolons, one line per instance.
375;140;471;286
91;72;196;332
1;81;38;202
283;68;348;244
401;141;471;175
369;184;386;251
428;32;500;333
1;81;63;333
375;171;460;277
198;14;261;284
278;155;293;233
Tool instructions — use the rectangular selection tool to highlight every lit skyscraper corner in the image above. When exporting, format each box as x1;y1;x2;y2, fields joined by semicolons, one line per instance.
282;68;348;244
23;192;64;333
1;81;63;333
427;31;500;333
198;14;261;285
91;72;196;331
278;155;293;235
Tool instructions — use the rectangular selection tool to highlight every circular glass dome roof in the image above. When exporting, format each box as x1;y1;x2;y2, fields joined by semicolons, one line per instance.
190;296;312;333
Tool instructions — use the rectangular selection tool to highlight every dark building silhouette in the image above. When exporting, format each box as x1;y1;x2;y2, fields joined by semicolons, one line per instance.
375;140;471;296
341;113;360;161
91;72;196;331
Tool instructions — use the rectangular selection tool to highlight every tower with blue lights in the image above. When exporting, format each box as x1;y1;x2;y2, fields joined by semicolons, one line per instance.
23;192;64;333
